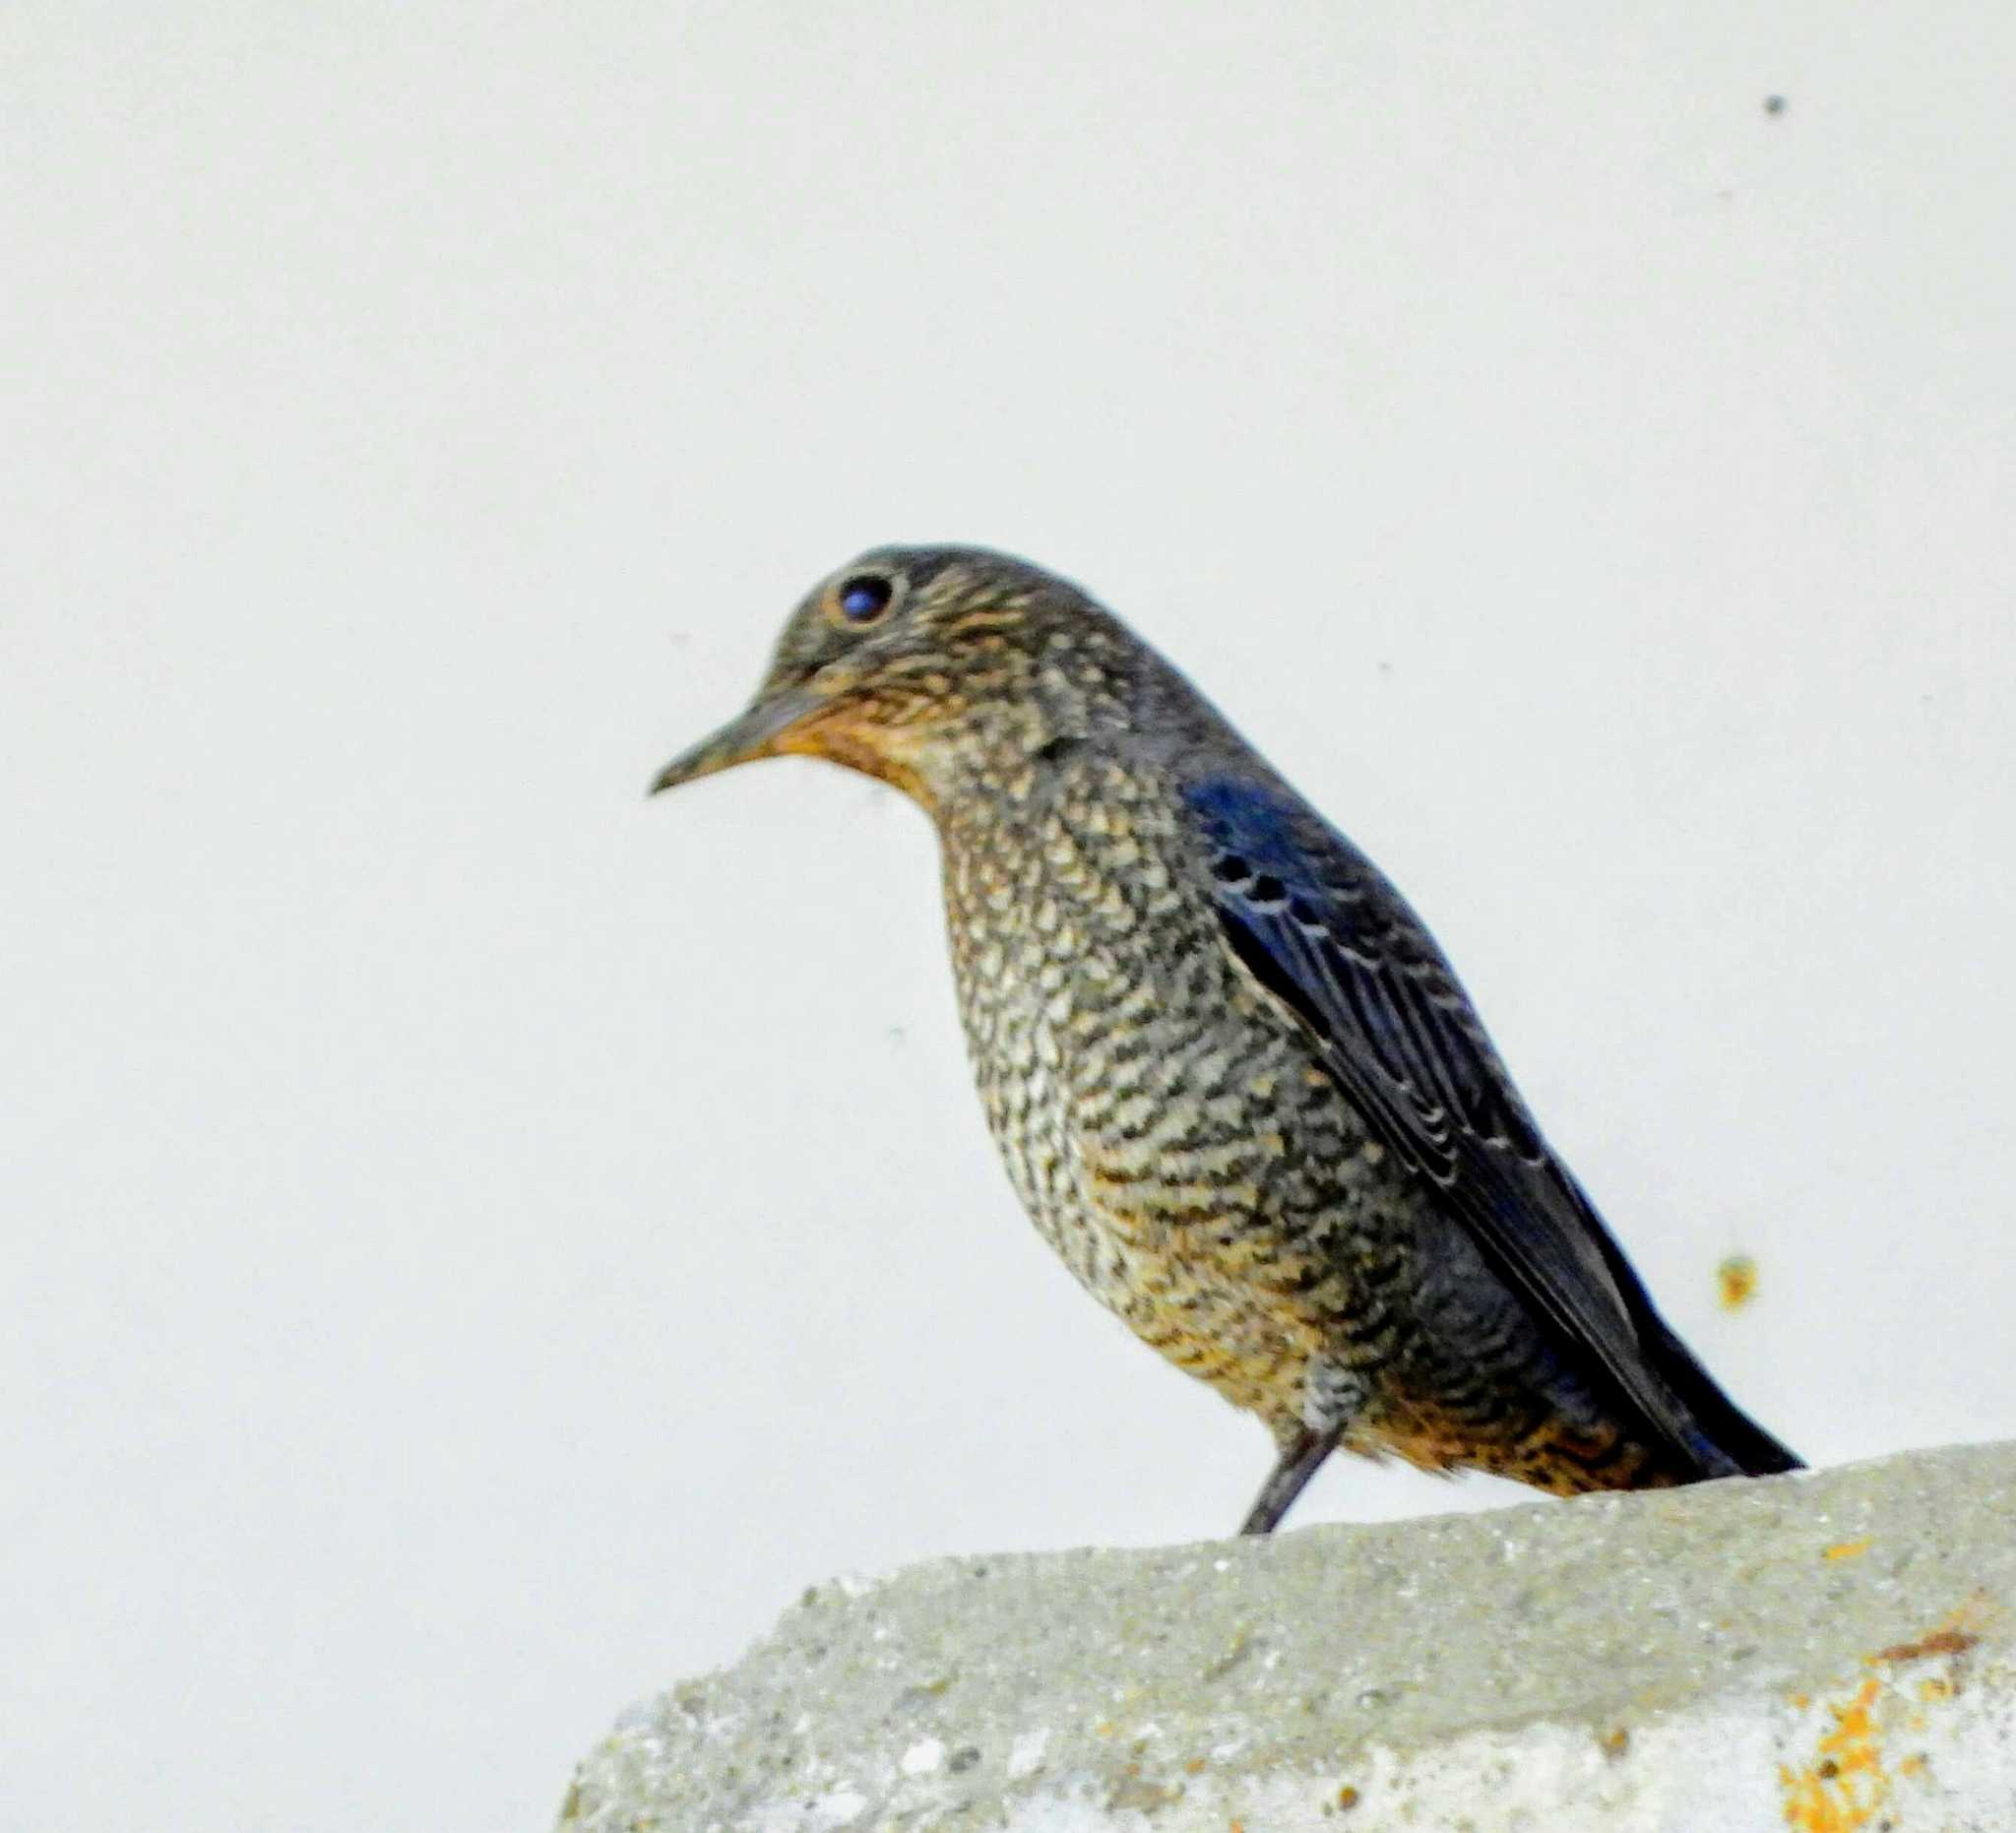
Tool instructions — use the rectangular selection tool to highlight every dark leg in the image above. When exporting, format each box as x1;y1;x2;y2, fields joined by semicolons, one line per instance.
1237;1424;1342;1535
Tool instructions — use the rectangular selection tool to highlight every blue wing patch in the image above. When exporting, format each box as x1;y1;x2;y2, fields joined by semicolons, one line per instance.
1181;771;1797;1479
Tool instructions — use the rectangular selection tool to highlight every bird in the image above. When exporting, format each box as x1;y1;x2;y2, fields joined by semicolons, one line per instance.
650;545;1800;1534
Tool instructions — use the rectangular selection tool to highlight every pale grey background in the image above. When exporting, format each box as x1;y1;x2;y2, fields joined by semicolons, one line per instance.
5;4;2013;1829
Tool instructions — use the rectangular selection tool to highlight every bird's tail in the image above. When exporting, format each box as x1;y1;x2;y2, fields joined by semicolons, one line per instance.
1648;1315;1804;1478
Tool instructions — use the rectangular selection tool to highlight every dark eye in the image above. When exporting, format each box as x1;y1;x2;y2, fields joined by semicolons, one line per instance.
836;574;894;624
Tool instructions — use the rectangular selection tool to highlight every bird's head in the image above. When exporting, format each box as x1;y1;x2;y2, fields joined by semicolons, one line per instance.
650;545;1152;814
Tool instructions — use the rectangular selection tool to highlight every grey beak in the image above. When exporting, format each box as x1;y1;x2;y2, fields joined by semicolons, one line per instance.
648;685;826;796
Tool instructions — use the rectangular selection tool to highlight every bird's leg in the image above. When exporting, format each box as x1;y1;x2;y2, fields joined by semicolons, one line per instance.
1238;1424;1342;1535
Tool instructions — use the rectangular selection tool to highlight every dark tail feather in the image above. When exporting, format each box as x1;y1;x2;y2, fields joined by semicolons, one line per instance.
1648;1316;1803;1478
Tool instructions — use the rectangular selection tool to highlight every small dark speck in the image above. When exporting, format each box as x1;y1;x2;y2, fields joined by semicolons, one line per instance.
949;1746;981;1773
1376;661;1392;677
1764;94;1787;114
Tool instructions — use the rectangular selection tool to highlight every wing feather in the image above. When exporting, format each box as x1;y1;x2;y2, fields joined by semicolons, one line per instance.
1182;772;1797;1477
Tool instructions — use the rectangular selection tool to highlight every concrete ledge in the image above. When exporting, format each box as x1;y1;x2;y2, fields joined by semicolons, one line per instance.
557;1442;2016;1830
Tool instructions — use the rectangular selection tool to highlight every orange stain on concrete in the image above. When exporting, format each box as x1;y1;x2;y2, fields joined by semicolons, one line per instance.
1874;1625;1979;1664
1822;1538;1872;1562
1780;1677;1888;1830
1780;1598;1985;1829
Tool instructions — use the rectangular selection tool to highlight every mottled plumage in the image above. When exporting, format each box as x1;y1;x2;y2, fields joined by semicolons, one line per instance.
651;545;1799;1531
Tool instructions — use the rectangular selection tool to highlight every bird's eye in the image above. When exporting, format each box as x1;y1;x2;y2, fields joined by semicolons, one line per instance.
836;574;894;625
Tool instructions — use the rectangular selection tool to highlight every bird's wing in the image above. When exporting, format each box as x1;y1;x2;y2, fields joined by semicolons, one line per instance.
1180;771;1747;1472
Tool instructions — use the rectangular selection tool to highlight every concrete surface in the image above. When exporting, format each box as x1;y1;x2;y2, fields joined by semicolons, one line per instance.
557;1441;2016;1831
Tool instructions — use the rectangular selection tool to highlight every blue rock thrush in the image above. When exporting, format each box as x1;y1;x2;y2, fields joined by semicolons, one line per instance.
651;546;1800;1533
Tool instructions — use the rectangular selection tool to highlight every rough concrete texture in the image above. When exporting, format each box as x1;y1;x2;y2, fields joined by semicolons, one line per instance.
558;1442;2016;1831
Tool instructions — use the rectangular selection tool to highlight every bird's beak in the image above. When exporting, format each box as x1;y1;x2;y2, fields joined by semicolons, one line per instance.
648;684;828;796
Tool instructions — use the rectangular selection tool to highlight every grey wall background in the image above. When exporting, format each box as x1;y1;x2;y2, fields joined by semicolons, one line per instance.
5;5;2013;1830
